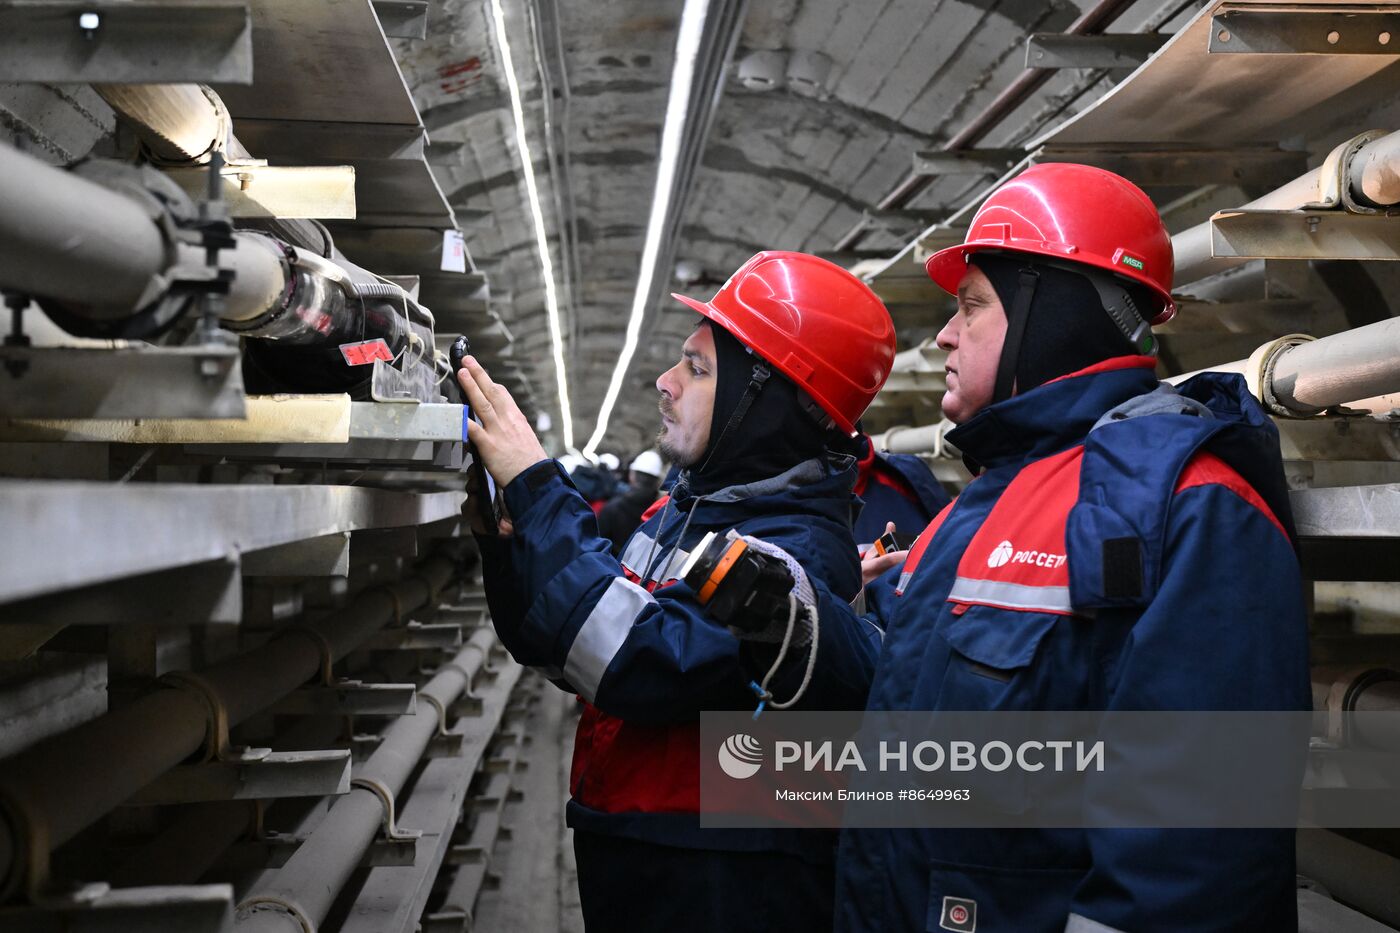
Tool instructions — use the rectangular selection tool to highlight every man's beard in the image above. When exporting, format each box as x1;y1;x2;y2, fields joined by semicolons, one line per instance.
657;398;699;468
656;423;697;469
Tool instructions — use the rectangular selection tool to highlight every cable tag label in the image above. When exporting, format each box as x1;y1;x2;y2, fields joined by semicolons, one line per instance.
440;229;467;273
339;339;394;366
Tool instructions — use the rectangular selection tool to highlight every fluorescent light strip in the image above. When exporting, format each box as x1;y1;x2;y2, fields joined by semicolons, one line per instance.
582;0;711;456
490;0;574;450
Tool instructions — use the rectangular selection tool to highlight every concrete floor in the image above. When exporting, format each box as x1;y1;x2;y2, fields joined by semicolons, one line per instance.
473;682;585;932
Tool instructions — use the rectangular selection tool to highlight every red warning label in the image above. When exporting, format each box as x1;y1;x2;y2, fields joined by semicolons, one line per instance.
339;339;394;366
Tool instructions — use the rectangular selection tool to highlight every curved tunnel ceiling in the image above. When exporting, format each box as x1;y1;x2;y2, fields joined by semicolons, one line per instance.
396;0;1164;453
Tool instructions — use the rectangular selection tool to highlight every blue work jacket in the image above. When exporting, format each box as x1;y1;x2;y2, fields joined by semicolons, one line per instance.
478;455;877;852
831;357;1311;933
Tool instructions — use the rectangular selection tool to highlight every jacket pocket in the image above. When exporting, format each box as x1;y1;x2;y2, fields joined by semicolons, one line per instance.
933;601;1062;709
926;860;1083;933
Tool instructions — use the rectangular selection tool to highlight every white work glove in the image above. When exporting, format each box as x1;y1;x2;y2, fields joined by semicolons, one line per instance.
724;530;816;646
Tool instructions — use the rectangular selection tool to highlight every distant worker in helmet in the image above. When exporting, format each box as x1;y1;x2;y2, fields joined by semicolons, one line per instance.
455;251;897;933
596;450;665;555
750;166;1311;932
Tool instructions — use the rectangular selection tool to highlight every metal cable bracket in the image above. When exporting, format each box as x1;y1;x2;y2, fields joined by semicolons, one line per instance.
387;586;405;626
160;670;271;763
418;692;451;737
235;895;315;933
0;783;50;902
286;623;337;686
350;776;421;843
417;692;466;758
440;640;489;683
1245;333;1316;417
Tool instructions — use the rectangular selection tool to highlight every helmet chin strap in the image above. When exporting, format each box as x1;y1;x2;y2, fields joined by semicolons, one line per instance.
1083;274;1156;356
1030;255;1158;357
695;360;771;476
992;267;1040;405
987;258;1159;405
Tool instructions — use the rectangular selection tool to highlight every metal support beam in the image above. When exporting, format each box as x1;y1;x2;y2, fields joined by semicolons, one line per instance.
1025;32;1169;68
352;527;420;563
163;165;358;220
125;749;352;806
0;346;245;421
1210;209;1400;262
1292;483;1400;537
363;622;463;652
433;607;488;630
1210;8;1400;54
1276;417;1400;462
1035;146;1309;189
0;1;253;83
272;681;418;717
911;149;1024;177
241;533;352;579
0;883;233;932
1;559;242;627
0;483;462;605
372;0;428;39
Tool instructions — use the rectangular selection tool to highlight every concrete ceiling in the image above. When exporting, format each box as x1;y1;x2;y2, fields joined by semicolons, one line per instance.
395;0;1196;453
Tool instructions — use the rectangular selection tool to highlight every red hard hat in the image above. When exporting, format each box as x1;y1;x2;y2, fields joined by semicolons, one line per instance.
925;163;1176;324
672;251;896;435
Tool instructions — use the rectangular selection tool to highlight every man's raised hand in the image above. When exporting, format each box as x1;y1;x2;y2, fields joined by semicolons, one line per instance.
455;355;550;488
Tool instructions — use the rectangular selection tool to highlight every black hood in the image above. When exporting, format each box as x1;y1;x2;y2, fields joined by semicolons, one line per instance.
686;323;829;496
970;253;1148;402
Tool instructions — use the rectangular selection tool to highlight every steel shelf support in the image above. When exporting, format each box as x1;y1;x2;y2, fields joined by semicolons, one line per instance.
0;557;456;902
233;631;496;933
0;1;252;83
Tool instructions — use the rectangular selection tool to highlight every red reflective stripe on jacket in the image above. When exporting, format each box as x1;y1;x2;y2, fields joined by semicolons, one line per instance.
1042;354;1158;386
946;445;1082;615
897;446;1083;602
570;565;703;815
895;496;958;595
640;494;670;523
1175;451;1288;540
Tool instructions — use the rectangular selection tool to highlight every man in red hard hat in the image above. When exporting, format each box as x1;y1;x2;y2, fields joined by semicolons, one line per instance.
456;251;896;932
753;166;1310;931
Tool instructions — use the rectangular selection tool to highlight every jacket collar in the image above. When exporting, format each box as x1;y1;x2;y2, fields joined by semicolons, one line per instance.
671;453;856;508
947;355;1159;471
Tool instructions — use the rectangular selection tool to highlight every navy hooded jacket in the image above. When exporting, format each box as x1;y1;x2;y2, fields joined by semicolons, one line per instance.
477;454;879;853
821;357;1311;933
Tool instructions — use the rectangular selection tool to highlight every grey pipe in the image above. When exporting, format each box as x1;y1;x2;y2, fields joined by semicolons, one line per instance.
0;557;455;902
1167;317;1400;415
0;142;288;326
872;422;957;458
1297;829;1400;929
235;629;496;933
1174;129;1400;287
1271;318;1400;415
0;142;170;317
94;84;231;163
1356;130;1400;206
1314;668;1400;752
